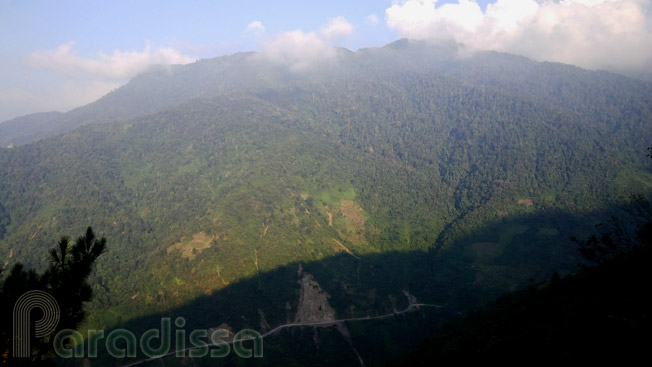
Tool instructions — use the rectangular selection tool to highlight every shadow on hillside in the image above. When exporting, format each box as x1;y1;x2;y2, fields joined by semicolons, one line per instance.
58;205;621;366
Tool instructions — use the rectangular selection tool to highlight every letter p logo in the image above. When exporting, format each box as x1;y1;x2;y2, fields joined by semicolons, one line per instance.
13;290;60;358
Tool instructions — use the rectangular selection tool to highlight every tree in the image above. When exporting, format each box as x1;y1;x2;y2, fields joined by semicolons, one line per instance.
572;148;652;264
0;227;106;365
571;204;650;264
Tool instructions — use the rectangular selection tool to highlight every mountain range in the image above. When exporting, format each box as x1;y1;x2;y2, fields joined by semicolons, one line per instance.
1;39;651;365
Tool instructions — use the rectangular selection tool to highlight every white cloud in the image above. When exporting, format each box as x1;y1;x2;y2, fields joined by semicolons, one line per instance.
254;16;354;72
28;42;195;81
245;21;266;34
320;16;354;41
256;30;336;71
0;42;196;121
385;0;652;72
366;14;380;25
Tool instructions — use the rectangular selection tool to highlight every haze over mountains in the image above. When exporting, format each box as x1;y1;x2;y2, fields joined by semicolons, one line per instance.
1;39;651;364
3;39;651;147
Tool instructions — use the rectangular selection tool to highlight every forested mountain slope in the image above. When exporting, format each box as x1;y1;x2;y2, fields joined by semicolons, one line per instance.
1;40;651;362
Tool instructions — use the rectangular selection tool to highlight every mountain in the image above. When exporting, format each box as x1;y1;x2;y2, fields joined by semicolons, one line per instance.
0;111;63;147
393;240;652;359
1;39;651;364
4;39;651;148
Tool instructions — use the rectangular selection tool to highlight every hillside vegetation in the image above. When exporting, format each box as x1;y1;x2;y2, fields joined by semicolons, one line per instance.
1;40;651;362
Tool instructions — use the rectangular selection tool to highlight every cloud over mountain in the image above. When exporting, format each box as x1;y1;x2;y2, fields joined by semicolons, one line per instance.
256;30;335;71
320;16;354;41
255;16;353;71
0;42;195;122
28;42;195;81
385;0;652;72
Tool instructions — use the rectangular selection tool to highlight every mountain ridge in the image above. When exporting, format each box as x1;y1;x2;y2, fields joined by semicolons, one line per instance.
3;38;651;147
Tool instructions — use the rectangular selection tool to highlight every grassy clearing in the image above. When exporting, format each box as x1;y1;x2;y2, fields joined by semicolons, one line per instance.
313;186;356;207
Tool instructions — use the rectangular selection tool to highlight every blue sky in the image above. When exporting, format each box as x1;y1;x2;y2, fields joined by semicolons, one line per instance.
1;1;650;122
1;1;493;57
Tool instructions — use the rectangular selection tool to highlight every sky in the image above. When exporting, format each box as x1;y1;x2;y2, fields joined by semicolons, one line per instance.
1;0;651;122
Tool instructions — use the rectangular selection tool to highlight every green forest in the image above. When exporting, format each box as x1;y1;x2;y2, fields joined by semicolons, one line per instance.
1;40;651;365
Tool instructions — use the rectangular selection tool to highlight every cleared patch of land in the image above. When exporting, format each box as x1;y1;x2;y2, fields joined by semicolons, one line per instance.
339;200;365;230
517;198;534;206
167;231;213;260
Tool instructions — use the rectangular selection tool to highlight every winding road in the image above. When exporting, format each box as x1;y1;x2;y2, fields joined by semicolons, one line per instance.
120;301;442;366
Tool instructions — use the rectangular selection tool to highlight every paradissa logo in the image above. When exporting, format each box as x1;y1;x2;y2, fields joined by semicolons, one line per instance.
13;290;60;358
13;290;263;360
54;317;263;359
